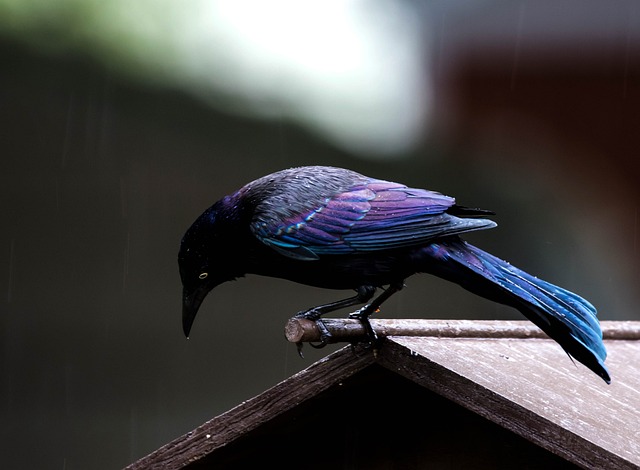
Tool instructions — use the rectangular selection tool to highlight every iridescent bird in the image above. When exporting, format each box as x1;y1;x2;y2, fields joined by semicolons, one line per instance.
179;166;610;383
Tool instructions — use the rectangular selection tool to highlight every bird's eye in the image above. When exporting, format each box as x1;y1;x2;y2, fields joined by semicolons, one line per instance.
198;272;208;280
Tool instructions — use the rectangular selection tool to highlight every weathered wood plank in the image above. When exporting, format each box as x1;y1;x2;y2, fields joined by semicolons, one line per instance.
379;336;640;469
124;347;375;470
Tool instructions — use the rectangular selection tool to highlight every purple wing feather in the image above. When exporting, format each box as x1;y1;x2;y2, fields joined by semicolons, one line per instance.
252;177;495;259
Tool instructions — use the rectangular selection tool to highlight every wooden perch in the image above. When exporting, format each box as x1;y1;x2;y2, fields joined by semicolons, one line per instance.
285;318;640;344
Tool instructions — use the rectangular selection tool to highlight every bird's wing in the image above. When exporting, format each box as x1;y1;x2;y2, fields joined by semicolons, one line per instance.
251;180;496;260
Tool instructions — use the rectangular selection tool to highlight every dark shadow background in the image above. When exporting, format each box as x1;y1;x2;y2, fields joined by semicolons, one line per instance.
1;2;639;468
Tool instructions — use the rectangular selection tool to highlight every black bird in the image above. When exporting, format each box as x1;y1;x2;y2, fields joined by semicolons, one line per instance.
178;166;610;383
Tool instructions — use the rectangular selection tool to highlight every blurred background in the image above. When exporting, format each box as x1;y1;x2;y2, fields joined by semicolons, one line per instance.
1;1;638;468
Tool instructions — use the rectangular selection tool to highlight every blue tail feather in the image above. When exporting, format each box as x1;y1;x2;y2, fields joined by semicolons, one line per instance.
422;238;610;383
500;267;607;362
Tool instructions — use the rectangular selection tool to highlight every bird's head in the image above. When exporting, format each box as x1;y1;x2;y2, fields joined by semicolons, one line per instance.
178;204;239;338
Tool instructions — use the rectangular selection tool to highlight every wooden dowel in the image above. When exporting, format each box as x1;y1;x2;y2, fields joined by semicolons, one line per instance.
285;318;640;344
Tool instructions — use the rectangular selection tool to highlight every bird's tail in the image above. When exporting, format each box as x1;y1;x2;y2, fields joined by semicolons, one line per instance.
421;238;610;383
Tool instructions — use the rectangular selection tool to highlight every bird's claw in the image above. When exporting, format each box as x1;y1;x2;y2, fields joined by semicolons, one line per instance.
294;307;322;321
348;304;379;320
348;309;364;320
348;305;379;348
295;318;333;358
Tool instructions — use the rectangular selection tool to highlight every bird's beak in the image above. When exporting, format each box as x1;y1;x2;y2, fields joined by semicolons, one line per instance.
182;285;210;338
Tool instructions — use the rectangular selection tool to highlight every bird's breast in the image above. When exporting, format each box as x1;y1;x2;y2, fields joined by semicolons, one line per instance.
246;247;418;290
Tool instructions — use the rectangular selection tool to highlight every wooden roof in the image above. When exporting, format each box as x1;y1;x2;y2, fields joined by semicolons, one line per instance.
125;320;640;470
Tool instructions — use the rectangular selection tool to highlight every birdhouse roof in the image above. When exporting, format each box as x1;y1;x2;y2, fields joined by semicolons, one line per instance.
125;320;640;470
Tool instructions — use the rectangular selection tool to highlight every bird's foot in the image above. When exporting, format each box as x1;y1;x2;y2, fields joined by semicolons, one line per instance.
347;281;404;351
294;306;323;321
348;305;380;348
295;318;333;358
